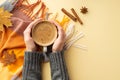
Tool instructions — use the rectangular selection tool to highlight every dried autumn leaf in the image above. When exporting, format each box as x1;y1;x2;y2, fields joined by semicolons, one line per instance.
0;7;12;31
0;51;16;66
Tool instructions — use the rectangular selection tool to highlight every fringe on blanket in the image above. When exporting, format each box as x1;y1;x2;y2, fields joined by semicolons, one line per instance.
0;0;48;68
14;0;48;20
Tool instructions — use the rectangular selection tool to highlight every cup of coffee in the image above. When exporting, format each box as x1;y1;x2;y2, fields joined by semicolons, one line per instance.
32;20;57;46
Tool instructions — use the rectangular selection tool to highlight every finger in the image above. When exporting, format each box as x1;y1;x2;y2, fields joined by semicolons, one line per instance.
24;19;43;37
49;20;61;28
26;19;42;32
49;20;66;40
57;28;66;40
49;20;62;33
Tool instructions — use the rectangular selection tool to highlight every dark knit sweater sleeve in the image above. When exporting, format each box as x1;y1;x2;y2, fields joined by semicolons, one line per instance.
49;51;69;80
22;51;42;80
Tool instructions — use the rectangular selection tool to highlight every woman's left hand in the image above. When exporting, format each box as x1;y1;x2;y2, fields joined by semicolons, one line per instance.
23;19;41;52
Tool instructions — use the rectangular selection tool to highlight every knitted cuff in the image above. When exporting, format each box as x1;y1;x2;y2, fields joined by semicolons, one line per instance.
49;51;64;69
49;51;69;80
22;51;42;80
24;51;42;71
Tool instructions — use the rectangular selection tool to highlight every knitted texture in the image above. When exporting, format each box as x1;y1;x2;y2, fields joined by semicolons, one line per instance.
22;51;42;80
22;51;69;80
49;51;69;80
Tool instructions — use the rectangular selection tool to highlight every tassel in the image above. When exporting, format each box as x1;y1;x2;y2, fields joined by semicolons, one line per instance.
64;23;86;50
14;0;48;20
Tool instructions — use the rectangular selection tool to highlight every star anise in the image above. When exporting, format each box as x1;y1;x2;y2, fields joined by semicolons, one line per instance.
0;51;16;66
80;6;88;14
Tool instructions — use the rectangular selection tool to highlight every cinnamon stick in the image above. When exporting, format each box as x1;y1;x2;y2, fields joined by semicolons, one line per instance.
61;8;77;22
71;8;83;25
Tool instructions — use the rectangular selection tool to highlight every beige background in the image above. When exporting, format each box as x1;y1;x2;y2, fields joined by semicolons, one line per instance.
33;0;120;80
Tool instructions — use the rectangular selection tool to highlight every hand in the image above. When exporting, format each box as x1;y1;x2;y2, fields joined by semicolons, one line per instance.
23;19;42;52
50;21;66;52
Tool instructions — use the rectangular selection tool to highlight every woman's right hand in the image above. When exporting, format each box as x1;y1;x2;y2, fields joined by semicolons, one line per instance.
50;21;66;52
